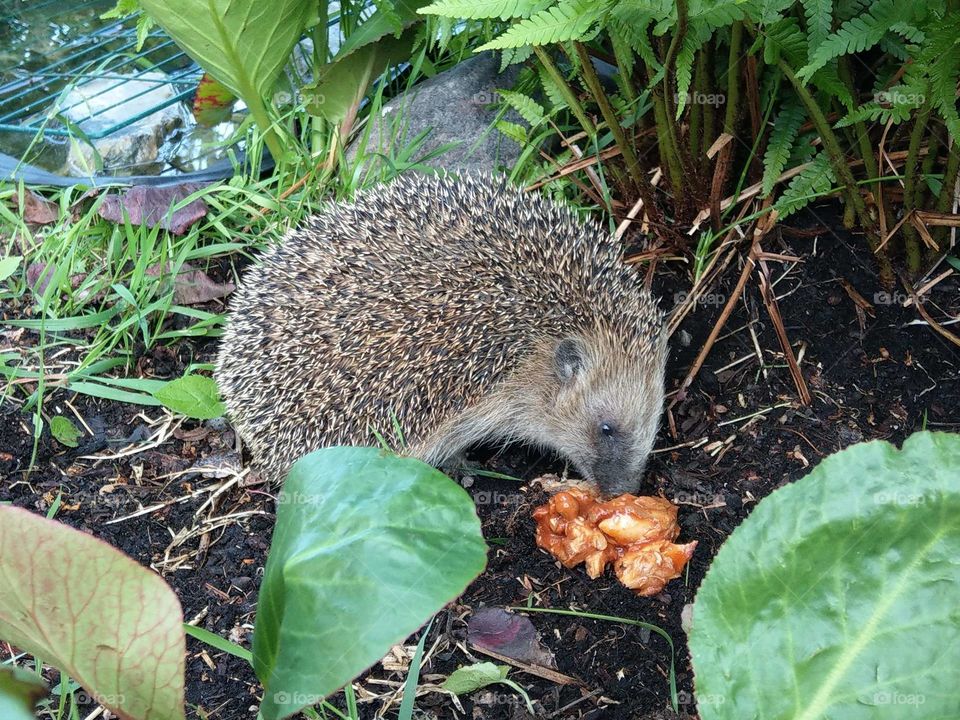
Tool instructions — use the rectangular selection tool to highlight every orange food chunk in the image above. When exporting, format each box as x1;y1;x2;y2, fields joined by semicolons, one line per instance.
533;488;696;597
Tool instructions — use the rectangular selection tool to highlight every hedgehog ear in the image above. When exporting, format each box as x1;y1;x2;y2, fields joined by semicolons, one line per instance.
554;337;587;383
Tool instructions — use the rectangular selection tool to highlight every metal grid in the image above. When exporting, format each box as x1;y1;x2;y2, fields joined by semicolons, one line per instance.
0;0;201;140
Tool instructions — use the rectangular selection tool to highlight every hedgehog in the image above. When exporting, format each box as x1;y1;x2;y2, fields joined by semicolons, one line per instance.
215;172;667;497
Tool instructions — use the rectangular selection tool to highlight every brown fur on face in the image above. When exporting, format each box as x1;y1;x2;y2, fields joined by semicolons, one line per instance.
216;173;667;489
417;324;667;497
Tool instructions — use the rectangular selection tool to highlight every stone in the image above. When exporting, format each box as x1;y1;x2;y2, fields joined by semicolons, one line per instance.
60;71;192;176
348;52;523;175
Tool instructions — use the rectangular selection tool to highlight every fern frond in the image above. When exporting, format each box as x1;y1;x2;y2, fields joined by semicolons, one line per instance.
922;16;960;139
537;64;567;109
756;0;798;25
674;22;713;118
762;99;805;196
801;0;832;55
763;17;808;68
498;89;546;125
500;45;534;70
608;14;660;73
497;119;528;145
774;152;836;217
688;0;749;26
476;0;608;50
418;0;542;20
797;0;917;80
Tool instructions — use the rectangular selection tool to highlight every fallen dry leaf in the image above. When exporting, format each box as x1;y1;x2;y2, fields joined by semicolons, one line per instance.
468;607;556;668
98;184;208;235
14;189;59;225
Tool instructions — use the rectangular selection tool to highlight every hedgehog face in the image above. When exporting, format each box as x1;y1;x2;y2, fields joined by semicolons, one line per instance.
542;334;666;497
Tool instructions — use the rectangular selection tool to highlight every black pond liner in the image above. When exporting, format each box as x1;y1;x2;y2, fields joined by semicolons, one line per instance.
0;149;275;187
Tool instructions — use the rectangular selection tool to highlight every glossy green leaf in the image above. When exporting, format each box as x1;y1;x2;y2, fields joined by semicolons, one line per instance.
690;431;960;720
0;666;47;720
253;447;487;720
138;0;312;104
153;374;225;419
50;416;81;447
442;662;508;694
0;506;186;720
0;256;21;283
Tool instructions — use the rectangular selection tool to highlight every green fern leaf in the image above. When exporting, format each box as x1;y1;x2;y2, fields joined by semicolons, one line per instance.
764;17;808;68
498;89;546;125
608;14;661;73
674;22;713;118
418;0;543;20
476;0;608;50
500;45;534;70
537;64;567;109
497;119;528;144
774;151;836;217
798;0;918;80
801;0;832;56
762;99;805;197
688;0;749;27
923;17;960;139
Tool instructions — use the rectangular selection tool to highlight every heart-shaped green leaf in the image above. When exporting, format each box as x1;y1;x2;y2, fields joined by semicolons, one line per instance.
253;447;487;720
690;431;960;719
153;374;225;419
0;506;186;720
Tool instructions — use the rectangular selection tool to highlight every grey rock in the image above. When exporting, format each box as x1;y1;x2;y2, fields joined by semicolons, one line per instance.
348;52;522;175
60;71;192;176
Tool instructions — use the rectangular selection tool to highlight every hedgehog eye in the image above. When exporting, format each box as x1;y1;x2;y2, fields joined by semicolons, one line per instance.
599;422;617;439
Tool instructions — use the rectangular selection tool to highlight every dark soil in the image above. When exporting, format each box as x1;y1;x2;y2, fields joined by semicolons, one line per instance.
2;202;958;719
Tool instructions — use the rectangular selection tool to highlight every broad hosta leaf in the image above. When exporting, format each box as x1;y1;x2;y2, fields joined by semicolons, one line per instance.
0;506;186;720
138;0;312;108
0;666;47;720
690;432;960;720
253;447;487;720
153;374;225;419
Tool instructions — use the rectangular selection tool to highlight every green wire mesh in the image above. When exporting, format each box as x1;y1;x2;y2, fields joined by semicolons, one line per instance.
0;0;201;140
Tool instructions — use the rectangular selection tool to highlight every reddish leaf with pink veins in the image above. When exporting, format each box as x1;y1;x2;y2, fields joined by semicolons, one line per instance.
0;506;186;720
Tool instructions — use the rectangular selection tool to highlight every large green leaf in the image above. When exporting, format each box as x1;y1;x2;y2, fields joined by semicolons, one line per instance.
305;27;420;123
138;0;312;103
690;431;960;720
253;447;487;720
0;506;186;720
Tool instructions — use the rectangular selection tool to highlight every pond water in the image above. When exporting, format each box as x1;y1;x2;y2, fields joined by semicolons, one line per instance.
0;0;248;179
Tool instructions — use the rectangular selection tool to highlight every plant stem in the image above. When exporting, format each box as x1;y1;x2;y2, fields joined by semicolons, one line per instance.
573;41;654;205
903;93;932;273
533;45;596;138
723;23;742;136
